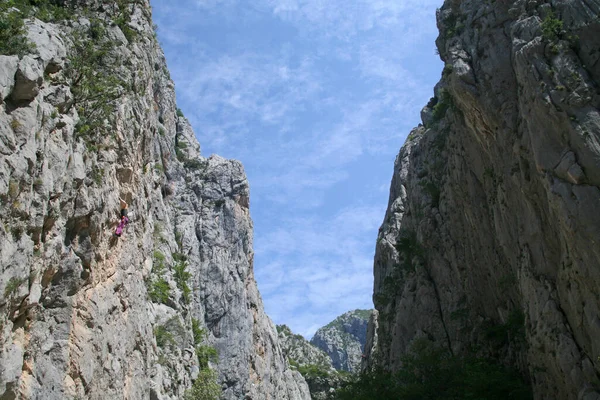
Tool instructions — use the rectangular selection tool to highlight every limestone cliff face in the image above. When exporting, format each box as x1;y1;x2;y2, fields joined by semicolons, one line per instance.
277;324;342;400
0;1;308;399
310;309;370;373
367;1;600;399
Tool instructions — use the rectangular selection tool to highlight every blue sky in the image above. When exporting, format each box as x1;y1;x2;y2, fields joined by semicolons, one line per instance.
150;0;443;338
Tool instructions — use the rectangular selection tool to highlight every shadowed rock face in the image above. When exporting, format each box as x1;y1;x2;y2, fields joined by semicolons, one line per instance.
311;309;371;372
0;2;308;399
365;1;600;399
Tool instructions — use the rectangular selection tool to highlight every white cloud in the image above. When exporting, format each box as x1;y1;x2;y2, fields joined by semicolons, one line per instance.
150;0;442;337
255;204;382;336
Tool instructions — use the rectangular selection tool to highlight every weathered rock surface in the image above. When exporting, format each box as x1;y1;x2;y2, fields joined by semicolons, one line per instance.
0;2;308;399
311;309;371;372
366;1;600;399
278;324;349;400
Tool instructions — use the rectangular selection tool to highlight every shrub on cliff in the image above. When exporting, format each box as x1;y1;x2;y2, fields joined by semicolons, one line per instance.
541;11;563;41
0;2;34;56
184;369;220;400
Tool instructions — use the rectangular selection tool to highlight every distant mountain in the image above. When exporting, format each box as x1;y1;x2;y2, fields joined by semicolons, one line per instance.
310;309;372;372
277;325;348;400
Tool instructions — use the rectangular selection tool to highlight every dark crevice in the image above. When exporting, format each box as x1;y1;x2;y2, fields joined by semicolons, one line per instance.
423;265;454;357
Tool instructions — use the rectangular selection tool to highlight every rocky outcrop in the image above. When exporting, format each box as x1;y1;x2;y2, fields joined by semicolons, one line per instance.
310;309;371;372
0;1;308;399
278;324;350;400
368;1;600;399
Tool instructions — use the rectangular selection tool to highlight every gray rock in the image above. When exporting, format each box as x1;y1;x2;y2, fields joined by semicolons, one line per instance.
311;309;371;372
368;1;600;399
278;324;349;400
0;3;309;400
11;56;43;102
25;19;67;74
0;56;19;102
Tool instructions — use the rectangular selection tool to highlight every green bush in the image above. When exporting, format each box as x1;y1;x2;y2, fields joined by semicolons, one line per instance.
114;0;138;42
431;89;453;123
154;324;175;348
184;368;220;400
65;20;128;140
395;231;423;272
196;344;218;370
190;317;217;369
173;255;191;303
0;2;35;56
333;339;532;400
148;277;170;304
149;250;170;303
184;159;205;170
192;318;205;345
297;363;330;379
541;11;563;41
484;309;526;347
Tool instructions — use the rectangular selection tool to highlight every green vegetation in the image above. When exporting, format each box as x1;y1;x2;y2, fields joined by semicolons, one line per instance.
484;309;526;347
333;339;532;400
91;166;104;185
148;250;171;304
66;20;128;140
148;277;170;304
114;0;138;42
541;11;563;41
192;318;205;345
442;63;453;77
186;318;220;399
173;253;191;303
154;324;176;349
431;89;453;124
4;276;26;298
395;231;423;272
0;1;35;56
184;368;220;400
177;108;185;117
176;140;188;162
297;363;331;379
8;180;20;199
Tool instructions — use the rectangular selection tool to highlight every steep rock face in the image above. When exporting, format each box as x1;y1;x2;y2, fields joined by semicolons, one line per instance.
0;2;308;399
367;1;600;399
278;325;334;370
277;324;343;400
311;309;371;372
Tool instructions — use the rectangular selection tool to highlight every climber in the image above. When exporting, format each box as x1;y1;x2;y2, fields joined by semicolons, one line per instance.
114;198;129;237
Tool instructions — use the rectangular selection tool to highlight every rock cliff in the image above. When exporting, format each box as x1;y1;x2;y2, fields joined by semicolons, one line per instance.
367;0;600;399
0;1;309;399
310;309;370;373
277;324;343;400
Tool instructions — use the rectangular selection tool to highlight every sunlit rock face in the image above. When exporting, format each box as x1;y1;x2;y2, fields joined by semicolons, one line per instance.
310;309;371;373
277;324;342;400
0;2;309;399
365;1;600;399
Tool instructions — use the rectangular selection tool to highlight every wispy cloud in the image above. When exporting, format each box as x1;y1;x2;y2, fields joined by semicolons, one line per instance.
151;0;442;337
255;205;382;337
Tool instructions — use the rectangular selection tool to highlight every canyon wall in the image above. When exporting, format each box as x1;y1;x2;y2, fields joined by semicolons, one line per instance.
366;0;600;399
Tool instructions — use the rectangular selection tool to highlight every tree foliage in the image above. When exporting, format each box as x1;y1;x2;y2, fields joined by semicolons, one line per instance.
333;339;532;400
